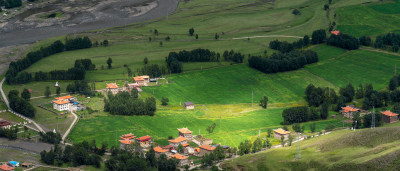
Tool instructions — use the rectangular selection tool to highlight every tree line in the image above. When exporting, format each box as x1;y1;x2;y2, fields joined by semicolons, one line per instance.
374;32;400;52
39;131;62;144
222;50;244;63
327;33;360;50
66;80;94;96
168;48;220;62
269;35;311;53
0;127;18;140
282;105;329;124
248;50;318;74
104;91;156;116
6;38;93;84
0;0;22;9
40;140;107;167
8;90;35;118
138;64;167;78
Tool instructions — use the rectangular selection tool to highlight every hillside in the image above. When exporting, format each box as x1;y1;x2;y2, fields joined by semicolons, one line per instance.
221;127;400;171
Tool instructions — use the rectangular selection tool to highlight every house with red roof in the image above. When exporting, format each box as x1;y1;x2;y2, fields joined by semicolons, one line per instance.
178;128;193;140
0;164;14;171
106;83;120;94
136;135;152;148
381;110;399;123
0;119;11;129
52;95;75;111
154;146;170;158
274;128;291;140
340;105;361;118
331;30;340;36
133;75;150;86
119;133;136;150
168;136;188;148
198;144;216;156
170;153;190;166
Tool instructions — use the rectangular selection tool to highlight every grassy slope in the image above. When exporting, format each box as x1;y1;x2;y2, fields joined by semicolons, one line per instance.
222;127;400;171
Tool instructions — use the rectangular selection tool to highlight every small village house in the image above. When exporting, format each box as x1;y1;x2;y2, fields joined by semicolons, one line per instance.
153;146;169;158
0;164;14;171
198;144;216;156
21;163;33;168
8;161;19;168
134;75;150;86
184;102;194;110
340;105;361;118
170;153;190;166
168;136;188;148
192;135;213;146
52;95;75;111
106;83;119;94
381;110;399;123
178;128;193;140
119;133;136;150
0;119;11;129
136;135;152;148
331;30;340;36
274;128;291;141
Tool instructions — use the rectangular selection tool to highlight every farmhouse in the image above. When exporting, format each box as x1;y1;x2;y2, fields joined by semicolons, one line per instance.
198;144;216;156
170;153;190;166
134;75;150;86
136;135;152;148
0;164;14;171
178;128;193;140
192;135;213;146
119;139;135;150
153;146;169;157
168;136;188;148
340;105;361;118
0;119;11;128
274;128;291;140
106;83;119;94
52;95;74;111
331;30;340;35
184;102;194;110
381;110;399;123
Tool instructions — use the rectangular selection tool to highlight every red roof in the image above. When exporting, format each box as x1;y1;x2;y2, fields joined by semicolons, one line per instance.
121;133;135;139
168;137;187;143
182;143;189;147
106;83;119;89
53;99;70;105
341;106;359;113
0;164;14;171
55;95;73;100
154;146;169;153
136;135;151;142
178;128;192;134
171;153;188;160
331;30;340;36
199;144;216;151
381;110;399;117
119;139;134;145
0;119;11;127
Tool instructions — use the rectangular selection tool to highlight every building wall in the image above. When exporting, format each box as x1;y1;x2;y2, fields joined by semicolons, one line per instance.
53;103;70;111
179;133;192;140
383;115;399;123
185;105;194;110
274;132;289;140
199;148;212;157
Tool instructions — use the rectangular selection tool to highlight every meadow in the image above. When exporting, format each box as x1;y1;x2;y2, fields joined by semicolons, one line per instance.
221;127;400;170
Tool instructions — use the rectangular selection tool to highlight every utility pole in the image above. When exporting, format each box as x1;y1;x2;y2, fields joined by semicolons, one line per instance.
371;106;375;129
354;120;357;131
251;90;253;107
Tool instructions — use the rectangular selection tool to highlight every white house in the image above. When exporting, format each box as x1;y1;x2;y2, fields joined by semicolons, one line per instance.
184;102;194;110
53;95;74;111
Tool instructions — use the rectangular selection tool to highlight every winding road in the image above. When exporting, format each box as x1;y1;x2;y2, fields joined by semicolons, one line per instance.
0;0;180;47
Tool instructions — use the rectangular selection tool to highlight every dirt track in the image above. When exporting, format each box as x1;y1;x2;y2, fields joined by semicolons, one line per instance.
0;0;180;47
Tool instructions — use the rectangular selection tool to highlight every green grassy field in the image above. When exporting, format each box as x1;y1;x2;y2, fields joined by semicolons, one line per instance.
221;127;400;170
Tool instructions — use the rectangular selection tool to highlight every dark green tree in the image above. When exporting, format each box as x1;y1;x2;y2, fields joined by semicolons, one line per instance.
56;87;61;96
144;57;148;65
21;89;31;101
45;86;51;98
107;57;112;69
189;28;195;36
259;96;269;109
161;97;169;106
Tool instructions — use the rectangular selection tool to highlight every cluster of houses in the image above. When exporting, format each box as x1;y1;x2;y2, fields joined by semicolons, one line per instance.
105;75;158;95
119;128;226;166
340;105;399;124
0;161;33;171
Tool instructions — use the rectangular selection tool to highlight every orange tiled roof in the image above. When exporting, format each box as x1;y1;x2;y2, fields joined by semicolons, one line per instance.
53;99;70;105
154;146;169;153
121;133;135;140
195;147;200;152
199;144;216;151
381;110;399;117
134;76;145;81
171;153;188;160
106;83;119;89
136;135;151;141
119;139;134;145
168;136;187;143
0;164;14;171
341;106;359;113
178;128;192;134
55;95;73;100
274;128;290;135
331;30;340;36
182;143;189;147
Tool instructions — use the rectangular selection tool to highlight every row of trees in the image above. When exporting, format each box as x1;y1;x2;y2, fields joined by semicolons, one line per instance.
305;84;337;107
167;48;220;62
374;32;400;51
8;90;35;118
0;127;18;140
165;55;183;73
282;105;329;124
248;50;319;74
138;64;167;78
66;81;94;96
104;91;156;116
327;34;360;50
1;0;22;9
269;35;311;53
41;140;107;167
222;50;244;63
65;37;92;51
6;38;92;84
39;132;62;144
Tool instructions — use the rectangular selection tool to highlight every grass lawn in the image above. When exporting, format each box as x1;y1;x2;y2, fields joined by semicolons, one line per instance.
0;111;25;123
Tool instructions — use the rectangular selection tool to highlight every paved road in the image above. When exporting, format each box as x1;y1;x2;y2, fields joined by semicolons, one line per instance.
0;78;45;132
0;0;180;47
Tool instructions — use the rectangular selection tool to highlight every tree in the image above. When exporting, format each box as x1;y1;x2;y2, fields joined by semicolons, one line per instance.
267;128;273;138
303;35;310;46
292;123;301;132
160;41;163;47
329;0;332;4
131;88;139;98
161;97;169;106
389;76;398;91
393;103;400;114
45;86;51;98
324;4;329;10
292;9;301;15
215;33;219;40
310;123;316;133
311;29;327;44
165;36;171;41
107;58;112;69
154;29;158;36
56;87;61;96
355;84;364;99
189;28;195;36
393;45;399;52
320;103;329;119
259;96;269;109
280;136;285;147
352;112;361;129
144;57;148;65
103;40;109;46
195;34;199;40
288;134;294;146
21;89;31;101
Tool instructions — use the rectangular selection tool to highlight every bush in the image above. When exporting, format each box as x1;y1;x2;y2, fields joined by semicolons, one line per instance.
292;9;301;15
327;34;360;50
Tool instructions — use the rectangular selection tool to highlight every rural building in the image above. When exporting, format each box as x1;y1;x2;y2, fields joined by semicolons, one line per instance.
192;135;213;146
184;147;196;155
178;128;193;140
168;136;188;148
381;110;399;123
340;106;361;118
119;139;135;150
184;102;194;110
8;161;19;168
331;30;340;35
170;153;190;166
136;135;152;148
52;95;75;111
134;75;150;86
127;83;139;91
0;164;14;171
198;144;216;156
21;163;33;168
0;119;11;128
106;83;119;94
153;146;169;158
274;128;291;140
